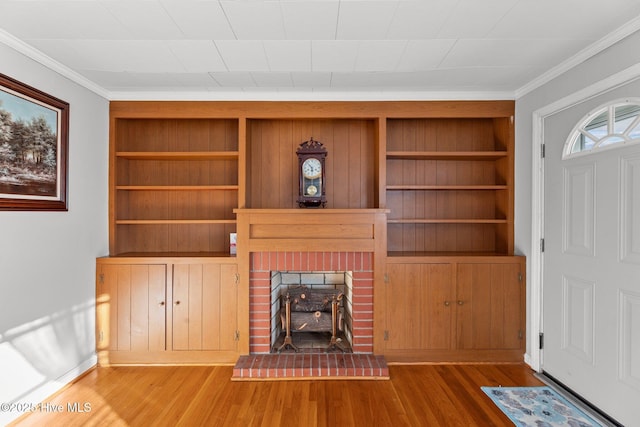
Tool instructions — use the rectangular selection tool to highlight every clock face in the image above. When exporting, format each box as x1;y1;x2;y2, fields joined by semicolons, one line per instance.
302;158;322;179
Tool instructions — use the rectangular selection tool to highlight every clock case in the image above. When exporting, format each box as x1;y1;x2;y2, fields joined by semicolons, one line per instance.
296;137;327;208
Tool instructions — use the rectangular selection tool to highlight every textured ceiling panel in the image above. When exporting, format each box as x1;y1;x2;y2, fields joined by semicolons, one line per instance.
0;0;638;96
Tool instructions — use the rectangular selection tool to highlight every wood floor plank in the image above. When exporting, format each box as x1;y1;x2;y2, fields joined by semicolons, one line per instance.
393;365;469;426
10;363;543;427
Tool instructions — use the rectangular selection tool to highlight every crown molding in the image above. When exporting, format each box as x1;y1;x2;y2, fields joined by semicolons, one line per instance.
0;29;110;99
515;15;640;99
106;90;515;102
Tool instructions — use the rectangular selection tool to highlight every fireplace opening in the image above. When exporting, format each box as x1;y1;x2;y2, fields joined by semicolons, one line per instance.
250;251;373;355
270;271;353;353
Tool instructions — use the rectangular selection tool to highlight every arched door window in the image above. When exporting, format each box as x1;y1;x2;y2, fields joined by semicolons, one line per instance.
564;99;640;158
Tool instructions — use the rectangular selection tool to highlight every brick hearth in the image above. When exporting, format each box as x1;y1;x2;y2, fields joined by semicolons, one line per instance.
249;251;374;354
232;353;389;380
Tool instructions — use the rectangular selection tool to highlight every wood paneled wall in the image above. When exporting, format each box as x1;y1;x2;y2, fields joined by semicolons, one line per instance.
116;118;238;152
246;119;376;209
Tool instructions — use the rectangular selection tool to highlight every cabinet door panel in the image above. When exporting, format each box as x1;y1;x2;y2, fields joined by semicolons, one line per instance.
130;265;166;351
386;263;454;351
173;263;238;351
386;263;422;350
422;264;454;349
115;266;132;351
456;263;523;350
97;264;124;351
188;265;204;349
202;263;238;351
98;264;166;353
202;264;221;350
148;265;167;350
498;263;523;349
456;264;492;349
172;264;198;350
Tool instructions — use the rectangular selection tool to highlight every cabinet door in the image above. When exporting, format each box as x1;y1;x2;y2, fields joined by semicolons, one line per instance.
456;263;523;350
385;263;454;351
97;264;166;352
172;263;238;351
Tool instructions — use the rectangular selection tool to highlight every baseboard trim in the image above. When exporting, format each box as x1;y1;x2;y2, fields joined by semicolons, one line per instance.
1;355;97;426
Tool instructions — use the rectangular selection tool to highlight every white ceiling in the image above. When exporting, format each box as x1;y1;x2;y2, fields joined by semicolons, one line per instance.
1;0;640;100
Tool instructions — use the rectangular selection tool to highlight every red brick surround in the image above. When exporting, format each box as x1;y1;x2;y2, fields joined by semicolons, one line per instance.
249;251;374;354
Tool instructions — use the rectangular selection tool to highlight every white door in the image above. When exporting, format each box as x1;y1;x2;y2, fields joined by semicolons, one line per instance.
543;103;640;426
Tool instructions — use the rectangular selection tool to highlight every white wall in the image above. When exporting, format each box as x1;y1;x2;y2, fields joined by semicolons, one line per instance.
0;44;108;424
515;29;640;362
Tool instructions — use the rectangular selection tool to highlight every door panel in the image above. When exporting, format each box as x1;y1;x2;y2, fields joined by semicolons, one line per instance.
621;154;640;263
422;264;455;350
172;264;193;350
98;264;166;352
203;263;239;351
543;108;640;426
386;263;422;350
202;264;221;350
457;263;523;350
219;264;239;350
130;265;166;351
116;266;131;351
173;263;238;351
172;263;204;350
385;263;453;351
457;264;491;349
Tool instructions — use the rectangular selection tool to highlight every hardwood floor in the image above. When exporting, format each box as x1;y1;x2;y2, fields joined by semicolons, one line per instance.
11;363;543;426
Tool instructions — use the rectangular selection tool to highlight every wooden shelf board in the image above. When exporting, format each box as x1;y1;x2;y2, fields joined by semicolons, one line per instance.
386;185;507;191
386;251;514;258
108;251;236;259
116;185;239;191
387;219;507;224
116;151;239;160
116;219;236;225
386;151;507;160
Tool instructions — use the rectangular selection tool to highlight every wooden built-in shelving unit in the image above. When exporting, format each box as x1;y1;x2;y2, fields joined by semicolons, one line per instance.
100;101;524;365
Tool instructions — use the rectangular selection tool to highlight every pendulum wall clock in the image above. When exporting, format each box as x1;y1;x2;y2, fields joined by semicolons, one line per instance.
296;137;327;208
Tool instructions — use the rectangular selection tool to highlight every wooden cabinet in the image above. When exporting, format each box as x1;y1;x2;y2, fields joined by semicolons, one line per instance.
96;257;239;365
381;256;525;362
172;262;239;351
385;117;513;255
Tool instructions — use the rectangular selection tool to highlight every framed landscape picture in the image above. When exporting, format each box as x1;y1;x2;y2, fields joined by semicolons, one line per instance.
0;73;68;210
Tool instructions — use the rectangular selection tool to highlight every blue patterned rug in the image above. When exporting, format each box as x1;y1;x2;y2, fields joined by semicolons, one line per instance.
482;386;604;427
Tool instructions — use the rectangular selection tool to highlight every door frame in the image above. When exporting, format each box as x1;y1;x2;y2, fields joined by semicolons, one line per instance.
528;63;640;371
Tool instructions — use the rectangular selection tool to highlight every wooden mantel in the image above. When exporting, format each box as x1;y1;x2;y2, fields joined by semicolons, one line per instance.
234;208;389;253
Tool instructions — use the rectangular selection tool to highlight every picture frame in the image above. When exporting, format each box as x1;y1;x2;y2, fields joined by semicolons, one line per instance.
0;72;69;211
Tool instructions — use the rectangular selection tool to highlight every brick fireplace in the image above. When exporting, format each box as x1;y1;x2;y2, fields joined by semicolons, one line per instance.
249;251;374;354
233;209;388;379
235;208;387;356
